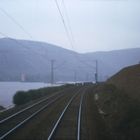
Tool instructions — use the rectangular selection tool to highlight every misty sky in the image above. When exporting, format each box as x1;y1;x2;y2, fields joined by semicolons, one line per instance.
0;0;140;53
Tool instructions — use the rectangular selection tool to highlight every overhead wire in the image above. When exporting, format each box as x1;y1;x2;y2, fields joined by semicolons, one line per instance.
0;31;67;73
56;0;96;70
0;1;95;81
54;0;75;51
0;31;51;63
0;5;68;68
0;6;52;62
62;0;97;69
0;7;33;39
61;0;76;47
0;2;93;71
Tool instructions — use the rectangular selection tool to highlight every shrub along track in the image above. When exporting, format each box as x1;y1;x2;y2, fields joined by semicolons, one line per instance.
0;86;73;120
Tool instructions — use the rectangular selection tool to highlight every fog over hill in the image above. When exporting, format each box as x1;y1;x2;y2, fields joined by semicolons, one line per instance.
0;38;140;82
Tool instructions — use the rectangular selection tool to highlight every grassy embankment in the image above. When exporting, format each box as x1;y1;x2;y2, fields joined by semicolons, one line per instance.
92;83;140;140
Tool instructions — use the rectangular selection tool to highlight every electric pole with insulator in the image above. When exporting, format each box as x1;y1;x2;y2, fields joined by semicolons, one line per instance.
74;70;77;84
95;60;98;83
51;59;55;85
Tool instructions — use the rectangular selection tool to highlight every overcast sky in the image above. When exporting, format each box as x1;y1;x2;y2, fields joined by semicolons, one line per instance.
0;0;140;53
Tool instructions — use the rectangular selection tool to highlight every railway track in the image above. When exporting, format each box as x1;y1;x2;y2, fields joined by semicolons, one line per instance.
0;86;78;140
0;87;72;120
48;87;86;140
0;86;98;140
0;84;113;140
0;90;63;124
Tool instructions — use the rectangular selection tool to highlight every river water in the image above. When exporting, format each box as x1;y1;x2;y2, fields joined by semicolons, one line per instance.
0;82;49;108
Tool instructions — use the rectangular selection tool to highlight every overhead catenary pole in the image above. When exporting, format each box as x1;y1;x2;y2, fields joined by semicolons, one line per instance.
95;60;98;83
86;73;89;82
74;70;77;83
51;59;55;85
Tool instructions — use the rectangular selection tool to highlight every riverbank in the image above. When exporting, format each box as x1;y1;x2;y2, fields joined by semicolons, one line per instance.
0;82;49;108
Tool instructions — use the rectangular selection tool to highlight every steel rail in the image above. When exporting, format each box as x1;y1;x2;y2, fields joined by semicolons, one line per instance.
47;88;82;140
77;93;84;140
0;93;65;140
0;89;66;124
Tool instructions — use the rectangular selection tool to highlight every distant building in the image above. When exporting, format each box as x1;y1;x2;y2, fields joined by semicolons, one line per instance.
21;73;26;82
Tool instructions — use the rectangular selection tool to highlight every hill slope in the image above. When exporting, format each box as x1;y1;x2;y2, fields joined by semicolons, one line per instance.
0;38;140;82
108;64;140;100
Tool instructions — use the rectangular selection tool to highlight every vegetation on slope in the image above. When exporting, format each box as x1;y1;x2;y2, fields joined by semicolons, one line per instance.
93;83;140;140
107;64;140;100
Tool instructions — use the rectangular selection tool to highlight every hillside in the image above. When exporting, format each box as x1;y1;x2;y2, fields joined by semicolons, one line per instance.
83;48;140;76
107;64;140;100
0;38;82;82
92;65;140;139
0;37;140;82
